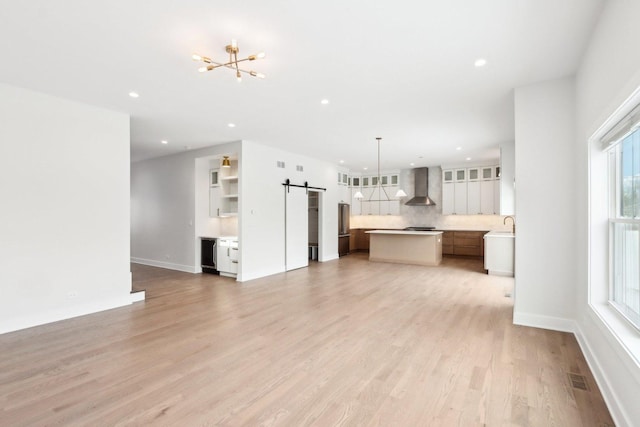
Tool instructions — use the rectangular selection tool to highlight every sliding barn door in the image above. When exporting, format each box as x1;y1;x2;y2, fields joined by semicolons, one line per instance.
285;186;309;271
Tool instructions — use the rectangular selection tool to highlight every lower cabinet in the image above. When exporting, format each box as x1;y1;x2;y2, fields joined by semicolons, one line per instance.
217;238;238;277
440;230;486;257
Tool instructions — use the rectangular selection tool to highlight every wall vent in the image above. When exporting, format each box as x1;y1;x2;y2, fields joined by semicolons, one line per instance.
277;161;285;168
296;165;304;172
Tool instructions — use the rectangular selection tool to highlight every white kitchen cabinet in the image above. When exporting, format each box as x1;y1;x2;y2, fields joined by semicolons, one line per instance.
442;182;455;214
454;182;467;214
210;169;220;187
493;178;501;214
467;168;480;182
467;181;481;214
351;193;361;215
484;232;514;276
442;163;501;215
480;180;495;214
217;238;238;277
442;181;468;215
481;166;494;180
338;181;350;203
387;200;400;215
209;186;221;217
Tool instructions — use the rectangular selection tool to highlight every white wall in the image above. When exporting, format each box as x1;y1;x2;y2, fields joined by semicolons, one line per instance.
0;84;132;334
131;142;240;272
131;140;339;281
500;140;516;215
239;140;339;282
574;1;640;425
513;77;576;330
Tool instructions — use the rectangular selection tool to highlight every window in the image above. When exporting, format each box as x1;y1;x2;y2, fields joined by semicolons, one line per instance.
608;124;640;329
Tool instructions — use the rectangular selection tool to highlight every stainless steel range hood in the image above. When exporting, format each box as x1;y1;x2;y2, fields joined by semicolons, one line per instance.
405;168;436;206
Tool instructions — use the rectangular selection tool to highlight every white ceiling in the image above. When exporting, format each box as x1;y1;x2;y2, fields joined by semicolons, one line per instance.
0;0;603;169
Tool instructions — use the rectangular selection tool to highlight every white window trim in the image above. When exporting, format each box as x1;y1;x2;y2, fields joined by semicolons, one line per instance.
588;85;640;370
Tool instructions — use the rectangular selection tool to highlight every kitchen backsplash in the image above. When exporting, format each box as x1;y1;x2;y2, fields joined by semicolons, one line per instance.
350;167;513;231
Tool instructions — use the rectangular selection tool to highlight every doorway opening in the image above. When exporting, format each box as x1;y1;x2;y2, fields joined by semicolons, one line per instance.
308;191;320;262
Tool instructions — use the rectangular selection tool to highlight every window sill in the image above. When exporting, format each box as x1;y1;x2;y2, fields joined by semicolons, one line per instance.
589;302;640;383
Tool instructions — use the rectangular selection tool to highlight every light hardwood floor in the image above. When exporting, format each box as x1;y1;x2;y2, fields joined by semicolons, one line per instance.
0;255;614;426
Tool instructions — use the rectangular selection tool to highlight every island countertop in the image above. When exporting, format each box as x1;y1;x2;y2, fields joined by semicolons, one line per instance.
365;230;443;236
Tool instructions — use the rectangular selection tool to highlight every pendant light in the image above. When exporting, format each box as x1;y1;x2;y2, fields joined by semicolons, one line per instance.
366;137;406;202
221;156;231;168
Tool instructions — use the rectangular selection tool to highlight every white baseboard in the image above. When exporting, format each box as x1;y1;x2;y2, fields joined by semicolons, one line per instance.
320;253;340;262
237;266;285;282
0;295;133;335
516;311;635;426
573;312;637;427
130;290;145;302
130;257;196;273
513;311;576;333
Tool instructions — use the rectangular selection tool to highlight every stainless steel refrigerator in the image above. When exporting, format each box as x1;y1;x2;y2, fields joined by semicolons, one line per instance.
338;203;350;256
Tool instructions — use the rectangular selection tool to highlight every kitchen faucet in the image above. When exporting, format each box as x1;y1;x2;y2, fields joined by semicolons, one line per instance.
504;216;515;234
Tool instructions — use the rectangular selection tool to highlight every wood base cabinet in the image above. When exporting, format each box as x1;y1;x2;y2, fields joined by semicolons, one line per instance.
440;230;486;258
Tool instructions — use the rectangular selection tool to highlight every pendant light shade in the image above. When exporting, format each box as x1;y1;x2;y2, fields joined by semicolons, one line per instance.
221;156;231;168
395;189;407;198
353;191;364;199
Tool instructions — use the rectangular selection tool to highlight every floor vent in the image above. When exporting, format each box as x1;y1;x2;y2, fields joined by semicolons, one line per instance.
567;373;589;391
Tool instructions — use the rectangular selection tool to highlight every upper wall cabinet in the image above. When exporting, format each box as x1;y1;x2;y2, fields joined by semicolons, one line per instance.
442;164;500;215
349;170;402;216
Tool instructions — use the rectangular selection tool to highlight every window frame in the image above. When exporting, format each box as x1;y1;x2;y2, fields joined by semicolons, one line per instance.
588;85;640;369
607;133;640;331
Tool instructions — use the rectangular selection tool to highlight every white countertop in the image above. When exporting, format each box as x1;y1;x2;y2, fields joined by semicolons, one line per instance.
200;235;238;240
484;231;515;238
366;230;443;236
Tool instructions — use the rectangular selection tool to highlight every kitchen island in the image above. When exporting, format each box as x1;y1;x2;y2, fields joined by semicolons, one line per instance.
366;230;443;266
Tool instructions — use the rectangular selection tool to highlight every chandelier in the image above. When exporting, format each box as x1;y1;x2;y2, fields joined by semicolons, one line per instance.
192;39;265;82
354;137;407;201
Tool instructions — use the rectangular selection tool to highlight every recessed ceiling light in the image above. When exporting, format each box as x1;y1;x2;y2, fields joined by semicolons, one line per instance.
410;162;415;166
456;147;462;151
363;167;368;170
339;160;344;164
129;92;139;98
466;157;472;161
321;99;330;105
474;58;487;67
161;140;168;145
228;123;236;128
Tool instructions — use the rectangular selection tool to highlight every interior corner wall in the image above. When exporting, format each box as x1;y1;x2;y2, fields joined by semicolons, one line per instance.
513;76;576;331
239;140;339;282
0;83;131;334
574;1;640;425
130;142;240;273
